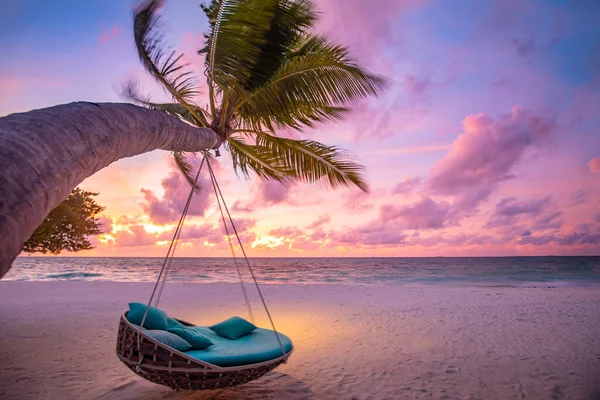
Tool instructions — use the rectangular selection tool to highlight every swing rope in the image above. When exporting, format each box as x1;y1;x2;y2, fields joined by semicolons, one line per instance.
206;158;287;360
206;160;254;323
136;153;207;371
136;150;287;371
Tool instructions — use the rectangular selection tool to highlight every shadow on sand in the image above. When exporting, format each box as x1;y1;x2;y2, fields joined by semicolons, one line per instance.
96;372;312;400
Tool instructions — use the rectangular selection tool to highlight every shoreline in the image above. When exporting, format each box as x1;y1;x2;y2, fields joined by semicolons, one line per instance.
1;281;600;399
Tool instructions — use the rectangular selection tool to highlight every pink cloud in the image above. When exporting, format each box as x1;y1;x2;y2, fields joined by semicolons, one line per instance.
380;194;453;229
588;157;600;173
342;190;373;212
257;180;290;204
380;145;451;155
403;74;432;97
316;0;423;64
96;215;113;234
155;223;216;242
407;233;503;248
0;78;24;98
393;177;423;194
428;106;555;207
140;157;220;224
230;218;256;233
568;188;588;207
330;224;408;246
306;214;331;229
183;225;220;241
232;179;291;212
99;25;122;44
310;227;327;241
114;225;157;247
140;189;176;224
269;226;303;239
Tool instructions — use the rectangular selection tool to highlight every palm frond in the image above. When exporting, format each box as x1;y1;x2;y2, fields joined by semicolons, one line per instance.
254;133;368;191
200;0;276;90
238;101;349;132
235;34;388;130
243;0;316;91
226;136;292;182
123;80;209;126
133;0;209;126
173;152;203;193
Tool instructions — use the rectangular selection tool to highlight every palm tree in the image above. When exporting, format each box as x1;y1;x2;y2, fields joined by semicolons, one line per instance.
127;0;387;192
0;102;220;278
0;0;386;278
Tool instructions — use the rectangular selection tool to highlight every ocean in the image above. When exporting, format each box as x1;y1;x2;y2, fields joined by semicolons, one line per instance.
4;256;600;287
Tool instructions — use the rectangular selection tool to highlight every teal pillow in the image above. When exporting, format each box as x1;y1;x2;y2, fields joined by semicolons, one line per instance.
166;317;187;330
168;328;214;350
130;324;147;331
209;316;257;340
126;302;168;330
144;330;192;351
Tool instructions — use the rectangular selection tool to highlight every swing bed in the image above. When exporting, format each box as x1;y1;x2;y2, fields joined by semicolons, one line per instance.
115;152;293;390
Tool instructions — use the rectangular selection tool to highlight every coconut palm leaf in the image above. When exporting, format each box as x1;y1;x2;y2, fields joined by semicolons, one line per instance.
227;136;292;182
253;132;368;191
172;152;204;193
130;0;388;195
235;34;388;130
200;0;277;89
241;0;316;91
134;0;209;127
122;80;210;127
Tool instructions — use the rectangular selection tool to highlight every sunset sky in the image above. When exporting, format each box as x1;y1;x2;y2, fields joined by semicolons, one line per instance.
1;0;599;257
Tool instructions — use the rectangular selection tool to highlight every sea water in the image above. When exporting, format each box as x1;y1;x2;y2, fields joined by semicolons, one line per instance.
4;256;600;287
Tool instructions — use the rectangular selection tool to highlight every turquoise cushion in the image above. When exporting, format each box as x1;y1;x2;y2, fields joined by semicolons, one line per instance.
209;316;256;339
130;324;147;331
166;317;187;330
169;328;214;350
126;302;168;330
185;327;293;367
145;330;192;351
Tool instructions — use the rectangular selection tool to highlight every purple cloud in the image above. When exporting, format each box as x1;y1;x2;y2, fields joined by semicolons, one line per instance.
485;196;562;231
310;227;327;241
380;194;454;229
331;224;408;246
140;157;219;224
518;231;600;246
428;107;555;208
568;188;588;207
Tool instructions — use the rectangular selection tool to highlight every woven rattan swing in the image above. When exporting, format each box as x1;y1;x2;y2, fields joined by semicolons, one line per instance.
116;151;292;390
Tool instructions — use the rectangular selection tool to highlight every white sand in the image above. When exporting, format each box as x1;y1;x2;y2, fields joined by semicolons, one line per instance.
1;281;599;399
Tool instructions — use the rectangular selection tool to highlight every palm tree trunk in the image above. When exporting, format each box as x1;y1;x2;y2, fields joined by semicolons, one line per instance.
0;102;222;278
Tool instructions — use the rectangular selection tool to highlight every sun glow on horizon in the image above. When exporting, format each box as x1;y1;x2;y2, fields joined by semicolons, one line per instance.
251;236;286;250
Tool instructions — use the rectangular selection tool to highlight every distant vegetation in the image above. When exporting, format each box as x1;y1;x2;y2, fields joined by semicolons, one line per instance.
23;188;105;254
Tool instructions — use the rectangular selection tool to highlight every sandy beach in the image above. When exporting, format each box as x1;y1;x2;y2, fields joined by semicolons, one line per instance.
1;281;599;399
